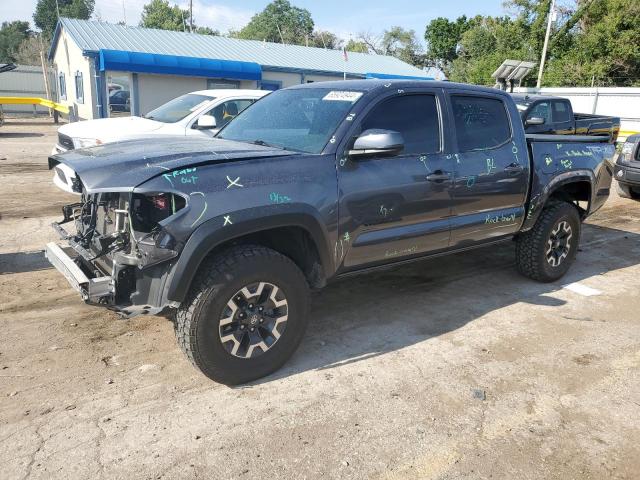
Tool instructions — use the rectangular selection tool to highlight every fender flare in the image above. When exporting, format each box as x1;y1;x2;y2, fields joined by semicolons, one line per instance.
522;169;595;231
165;204;332;303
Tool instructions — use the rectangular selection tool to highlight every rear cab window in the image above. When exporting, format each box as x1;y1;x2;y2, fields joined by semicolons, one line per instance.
450;95;511;151
552;100;572;123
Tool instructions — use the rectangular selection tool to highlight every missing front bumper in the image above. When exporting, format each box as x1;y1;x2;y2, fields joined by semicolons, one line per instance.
44;242;114;302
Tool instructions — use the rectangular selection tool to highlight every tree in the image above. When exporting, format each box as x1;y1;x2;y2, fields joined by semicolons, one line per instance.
140;0;188;31
15;36;45;65
544;0;640;86
196;26;220;36
236;0;314;45
424;16;472;69
345;39;369;53
33;0;94;39
0;21;31;63
381;26;424;66
309;30;342;49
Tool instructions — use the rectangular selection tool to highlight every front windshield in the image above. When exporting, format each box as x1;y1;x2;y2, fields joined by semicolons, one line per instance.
217;88;364;153
144;93;214;123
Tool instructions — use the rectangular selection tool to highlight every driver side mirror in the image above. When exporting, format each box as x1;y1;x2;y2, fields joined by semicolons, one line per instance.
194;115;217;130
526;116;545;126
349;129;404;158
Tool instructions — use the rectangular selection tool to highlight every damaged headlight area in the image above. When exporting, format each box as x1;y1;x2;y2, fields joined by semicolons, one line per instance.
49;189;187;315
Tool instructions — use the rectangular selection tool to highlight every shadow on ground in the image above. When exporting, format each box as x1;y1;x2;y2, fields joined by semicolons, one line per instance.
0;251;50;274
246;223;640;385
0;132;44;139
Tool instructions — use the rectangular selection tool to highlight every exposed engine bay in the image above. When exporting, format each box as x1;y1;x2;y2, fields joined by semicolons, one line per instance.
51;190;186;315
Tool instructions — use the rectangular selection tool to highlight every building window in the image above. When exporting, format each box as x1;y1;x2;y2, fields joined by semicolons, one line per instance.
206;79;240;89
58;72;66;100
74;71;84;104
260;80;281;91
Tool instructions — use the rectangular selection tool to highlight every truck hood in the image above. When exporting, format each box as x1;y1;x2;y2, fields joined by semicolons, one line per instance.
58;116;165;141
49;136;299;193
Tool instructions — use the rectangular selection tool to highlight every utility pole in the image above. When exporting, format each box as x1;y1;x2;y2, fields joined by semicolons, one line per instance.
189;0;193;33
536;0;556;88
276;23;285;44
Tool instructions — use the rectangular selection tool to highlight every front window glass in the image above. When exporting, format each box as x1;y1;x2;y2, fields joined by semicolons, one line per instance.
527;102;551;123
359;94;440;155
144;94;214;123
217;88;364;153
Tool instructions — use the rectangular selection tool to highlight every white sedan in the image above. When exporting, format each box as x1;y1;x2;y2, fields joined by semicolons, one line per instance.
52;89;269;153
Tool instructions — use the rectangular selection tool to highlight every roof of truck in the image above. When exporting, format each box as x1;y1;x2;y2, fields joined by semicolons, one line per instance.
510;93;567;103
289;79;510;96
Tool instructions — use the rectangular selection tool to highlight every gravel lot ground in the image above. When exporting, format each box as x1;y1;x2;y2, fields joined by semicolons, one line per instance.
1;117;639;480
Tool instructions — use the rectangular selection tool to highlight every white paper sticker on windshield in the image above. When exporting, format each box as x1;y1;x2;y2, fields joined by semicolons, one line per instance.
323;91;363;102
189;100;212;112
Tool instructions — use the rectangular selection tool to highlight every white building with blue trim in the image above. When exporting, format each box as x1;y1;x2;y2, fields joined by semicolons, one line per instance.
49;18;435;120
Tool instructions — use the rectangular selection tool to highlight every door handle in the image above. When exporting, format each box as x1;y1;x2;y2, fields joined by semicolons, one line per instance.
504;163;524;173
426;171;451;182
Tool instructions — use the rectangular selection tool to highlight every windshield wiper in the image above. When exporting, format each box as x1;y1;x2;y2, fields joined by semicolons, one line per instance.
248;139;286;150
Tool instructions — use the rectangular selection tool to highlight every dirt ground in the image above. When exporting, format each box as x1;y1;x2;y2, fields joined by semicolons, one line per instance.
1;117;639;480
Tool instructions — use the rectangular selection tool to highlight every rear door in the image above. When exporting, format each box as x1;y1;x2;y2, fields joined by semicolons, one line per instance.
447;91;529;247
337;88;455;269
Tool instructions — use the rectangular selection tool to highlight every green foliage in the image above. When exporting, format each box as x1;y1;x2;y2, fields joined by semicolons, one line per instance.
433;0;640;87
309;30;342;49
196;26;220;36
345;39;369;54
381;26;424;67
545;0;640;86
424;16;471;68
236;0;314;45
15;36;46;65
0;21;32;63
140;0;188;31
33;0;94;39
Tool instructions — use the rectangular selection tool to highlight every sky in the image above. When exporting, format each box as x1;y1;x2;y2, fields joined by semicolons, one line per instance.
2;0;506;42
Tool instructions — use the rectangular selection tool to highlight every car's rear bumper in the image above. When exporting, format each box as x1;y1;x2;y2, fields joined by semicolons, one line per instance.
614;163;640;186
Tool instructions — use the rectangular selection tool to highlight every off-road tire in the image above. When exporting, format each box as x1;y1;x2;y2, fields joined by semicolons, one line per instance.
515;201;581;282
175;245;310;385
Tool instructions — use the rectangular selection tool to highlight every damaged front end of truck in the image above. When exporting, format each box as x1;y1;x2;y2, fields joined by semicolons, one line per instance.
45;186;186;317
43;139;212;318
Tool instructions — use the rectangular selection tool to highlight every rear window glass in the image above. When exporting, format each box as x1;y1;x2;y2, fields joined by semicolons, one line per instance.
451;95;511;151
552;101;572;123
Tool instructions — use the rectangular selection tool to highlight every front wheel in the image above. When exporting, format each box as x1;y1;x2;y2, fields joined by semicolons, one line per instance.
515;202;581;282
175;245;310;384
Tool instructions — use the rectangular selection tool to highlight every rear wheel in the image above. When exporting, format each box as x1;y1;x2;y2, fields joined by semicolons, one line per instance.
175;245;310;384
515;201;581;282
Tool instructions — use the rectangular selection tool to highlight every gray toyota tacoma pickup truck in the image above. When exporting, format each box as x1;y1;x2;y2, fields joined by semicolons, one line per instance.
46;80;615;384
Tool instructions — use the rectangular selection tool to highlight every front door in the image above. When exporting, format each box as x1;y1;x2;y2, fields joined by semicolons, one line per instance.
336;89;455;270
447;92;529;247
